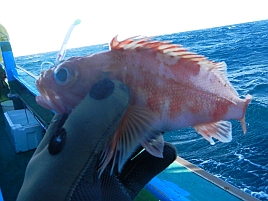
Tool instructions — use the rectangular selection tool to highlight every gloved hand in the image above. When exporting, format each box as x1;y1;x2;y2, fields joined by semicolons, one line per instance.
17;79;177;201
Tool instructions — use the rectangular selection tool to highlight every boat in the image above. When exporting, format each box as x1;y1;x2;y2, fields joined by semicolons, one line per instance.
0;40;260;201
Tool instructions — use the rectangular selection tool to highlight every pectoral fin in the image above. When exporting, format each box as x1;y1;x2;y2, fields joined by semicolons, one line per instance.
194;121;232;145
99;105;163;176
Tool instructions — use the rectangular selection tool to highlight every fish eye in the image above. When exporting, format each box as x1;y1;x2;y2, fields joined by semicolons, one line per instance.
54;66;74;85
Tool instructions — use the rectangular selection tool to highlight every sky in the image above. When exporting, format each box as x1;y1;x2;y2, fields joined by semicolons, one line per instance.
1;0;268;57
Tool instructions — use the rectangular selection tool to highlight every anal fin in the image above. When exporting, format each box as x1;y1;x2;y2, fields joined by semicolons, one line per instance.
194;121;232;145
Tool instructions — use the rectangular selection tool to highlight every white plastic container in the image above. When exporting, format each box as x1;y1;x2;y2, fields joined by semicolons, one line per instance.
1;100;14;113
4;109;43;153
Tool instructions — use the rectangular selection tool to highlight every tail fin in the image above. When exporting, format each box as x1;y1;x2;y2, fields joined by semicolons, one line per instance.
240;94;252;134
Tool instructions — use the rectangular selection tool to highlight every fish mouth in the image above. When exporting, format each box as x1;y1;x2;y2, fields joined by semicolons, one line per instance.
36;94;68;114
36;78;70;114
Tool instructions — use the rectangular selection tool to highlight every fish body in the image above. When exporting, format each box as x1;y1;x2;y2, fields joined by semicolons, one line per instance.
36;36;252;174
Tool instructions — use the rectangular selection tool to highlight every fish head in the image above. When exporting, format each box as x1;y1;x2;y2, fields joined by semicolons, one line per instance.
36;57;97;114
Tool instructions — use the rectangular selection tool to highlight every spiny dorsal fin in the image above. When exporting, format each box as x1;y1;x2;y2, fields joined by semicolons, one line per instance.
109;36;240;86
110;36;207;62
98;105;163;176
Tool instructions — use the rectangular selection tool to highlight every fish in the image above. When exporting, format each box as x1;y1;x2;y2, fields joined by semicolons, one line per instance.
36;36;252;174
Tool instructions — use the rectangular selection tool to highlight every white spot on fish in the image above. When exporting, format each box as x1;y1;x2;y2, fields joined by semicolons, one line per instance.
156;53;177;79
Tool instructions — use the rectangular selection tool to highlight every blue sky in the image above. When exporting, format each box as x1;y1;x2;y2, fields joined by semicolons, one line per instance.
2;0;268;57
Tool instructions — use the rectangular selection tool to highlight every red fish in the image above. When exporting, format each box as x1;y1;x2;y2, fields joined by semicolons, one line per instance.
36;36;252;174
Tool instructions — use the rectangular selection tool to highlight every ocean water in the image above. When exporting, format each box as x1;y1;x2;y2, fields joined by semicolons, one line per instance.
15;20;268;200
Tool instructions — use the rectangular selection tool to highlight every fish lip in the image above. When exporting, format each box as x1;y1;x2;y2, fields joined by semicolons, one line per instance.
35;95;53;111
36;81;70;114
36;93;69;114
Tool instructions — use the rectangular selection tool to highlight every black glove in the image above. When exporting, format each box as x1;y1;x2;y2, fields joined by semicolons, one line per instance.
17;79;177;201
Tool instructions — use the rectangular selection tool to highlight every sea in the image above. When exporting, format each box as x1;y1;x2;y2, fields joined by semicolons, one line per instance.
15;19;268;200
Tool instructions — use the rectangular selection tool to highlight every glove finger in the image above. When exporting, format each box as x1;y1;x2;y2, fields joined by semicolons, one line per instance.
118;142;177;199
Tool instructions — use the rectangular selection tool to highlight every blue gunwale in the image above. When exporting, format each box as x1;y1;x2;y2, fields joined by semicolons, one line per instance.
146;156;260;201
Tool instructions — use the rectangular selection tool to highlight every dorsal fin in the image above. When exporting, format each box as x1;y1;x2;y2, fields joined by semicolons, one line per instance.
109;36;238;99
199;61;239;96
214;62;239;96
110;35;207;62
